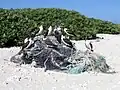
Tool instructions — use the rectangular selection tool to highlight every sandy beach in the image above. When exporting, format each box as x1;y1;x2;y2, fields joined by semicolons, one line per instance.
0;34;120;90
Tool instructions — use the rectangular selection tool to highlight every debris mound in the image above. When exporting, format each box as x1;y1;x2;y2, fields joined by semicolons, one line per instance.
10;25;113;74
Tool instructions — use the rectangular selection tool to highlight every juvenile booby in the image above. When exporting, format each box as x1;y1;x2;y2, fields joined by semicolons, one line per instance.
53;26;62;44
85;40;94;52
36;25;44;36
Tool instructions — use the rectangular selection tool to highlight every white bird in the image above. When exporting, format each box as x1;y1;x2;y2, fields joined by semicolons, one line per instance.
85;40;94;52
43;26;53;39
64;28;70;35
36;25;43;35
47;26;53;36
63;28;76;39
23;38;34;49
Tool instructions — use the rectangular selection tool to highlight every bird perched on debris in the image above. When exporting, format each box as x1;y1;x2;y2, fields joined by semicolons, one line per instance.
24;38;29;44
53;26;62;44
18;38;34;55
63;28;76;39
57;26;62;31
44;26;53;39
47;26;53;36
25;38;34;49
36;25;44;36
42;26;60;49
61;35;74;48
18;38;29;54
85;40;94;52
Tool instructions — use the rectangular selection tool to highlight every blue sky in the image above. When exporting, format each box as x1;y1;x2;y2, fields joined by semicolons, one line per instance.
1;0;120;23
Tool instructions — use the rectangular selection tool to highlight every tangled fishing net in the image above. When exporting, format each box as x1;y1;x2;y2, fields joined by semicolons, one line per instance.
10;26;114;74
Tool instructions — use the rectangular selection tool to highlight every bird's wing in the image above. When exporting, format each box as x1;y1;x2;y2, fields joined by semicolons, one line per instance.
62;37;73;48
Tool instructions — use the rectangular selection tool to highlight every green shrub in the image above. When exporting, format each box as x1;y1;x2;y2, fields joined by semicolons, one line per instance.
0;8;119;47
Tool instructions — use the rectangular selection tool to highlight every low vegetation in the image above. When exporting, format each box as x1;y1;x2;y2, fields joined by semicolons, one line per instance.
0;8;120;47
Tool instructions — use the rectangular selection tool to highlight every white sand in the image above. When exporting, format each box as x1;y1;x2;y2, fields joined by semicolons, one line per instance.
0;34;120;90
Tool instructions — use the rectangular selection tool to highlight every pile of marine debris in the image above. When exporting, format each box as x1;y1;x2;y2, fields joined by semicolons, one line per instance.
10;25;113;74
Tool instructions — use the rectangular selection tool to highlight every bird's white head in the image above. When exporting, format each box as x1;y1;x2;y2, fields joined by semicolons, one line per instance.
28;38;32;41
47;26;53;35
24;38;29;43
64;28;67;31
57;26;62;31
48;26;52;31
39;25;43;30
